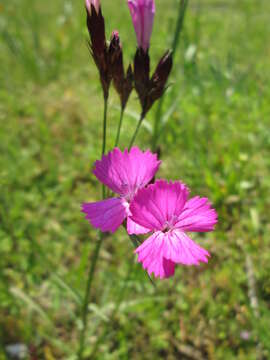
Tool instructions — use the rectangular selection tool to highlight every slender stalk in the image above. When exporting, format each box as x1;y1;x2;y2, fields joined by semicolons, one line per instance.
171;0;189;58
152;0;189;152
90;233;156;357
78;233;103;359
152;101;163;152
128;234;156;288
78;96;109;359
128;112;145;150
102;97;108;198
101;97;109;157
114;107;125;147
89;259;135;358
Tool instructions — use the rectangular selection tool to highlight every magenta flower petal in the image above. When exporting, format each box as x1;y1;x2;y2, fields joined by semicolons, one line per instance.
135;232;175;279
127;217;150;235
82;147;160;234
82;197;128;233
128;0;155;52
93;147;161;197
162;230;210;265
175;196;218;232
130;180;189;231
135;229;209;278
131;180;217;278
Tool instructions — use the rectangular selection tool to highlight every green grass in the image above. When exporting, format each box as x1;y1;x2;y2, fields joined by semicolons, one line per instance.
1;0;270;359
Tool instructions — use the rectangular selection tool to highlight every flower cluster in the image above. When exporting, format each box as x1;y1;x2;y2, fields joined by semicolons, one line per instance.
82;147;218;279
85;0;172;115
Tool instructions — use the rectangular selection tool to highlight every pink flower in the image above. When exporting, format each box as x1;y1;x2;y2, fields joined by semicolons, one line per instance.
130;180;218;279
82;147;161;233
128;0;155;52
85;0;100;14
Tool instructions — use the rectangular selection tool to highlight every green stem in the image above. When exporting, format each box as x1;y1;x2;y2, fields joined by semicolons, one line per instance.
78;96;109;359
128;112;145;150
89;259;135;358
152;101;163;152
89;233;155;358
102;97;109;199
152;0;189;152
114;260;135;312
171;0;189;58
77;234;103;360
128;234;156;288
101;97;109;157
114;107;125;148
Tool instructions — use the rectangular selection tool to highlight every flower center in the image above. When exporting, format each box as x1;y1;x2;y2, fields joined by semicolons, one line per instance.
161;215;178;233
123;183;144;203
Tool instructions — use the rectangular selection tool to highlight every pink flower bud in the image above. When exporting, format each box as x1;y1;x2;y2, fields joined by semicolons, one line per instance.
111;30;119;39
128;0;155;52
85;0;100;14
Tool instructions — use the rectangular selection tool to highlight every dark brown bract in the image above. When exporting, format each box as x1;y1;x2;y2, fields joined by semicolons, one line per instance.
134;48;172;116
86;4;111;99
108;33;133;109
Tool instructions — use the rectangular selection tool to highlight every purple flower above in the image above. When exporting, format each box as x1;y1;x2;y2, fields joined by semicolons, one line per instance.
130;180;218;279
128;0;155;52
82;147;161;233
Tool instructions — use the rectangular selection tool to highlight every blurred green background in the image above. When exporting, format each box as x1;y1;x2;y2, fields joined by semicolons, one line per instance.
1;0;270;359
